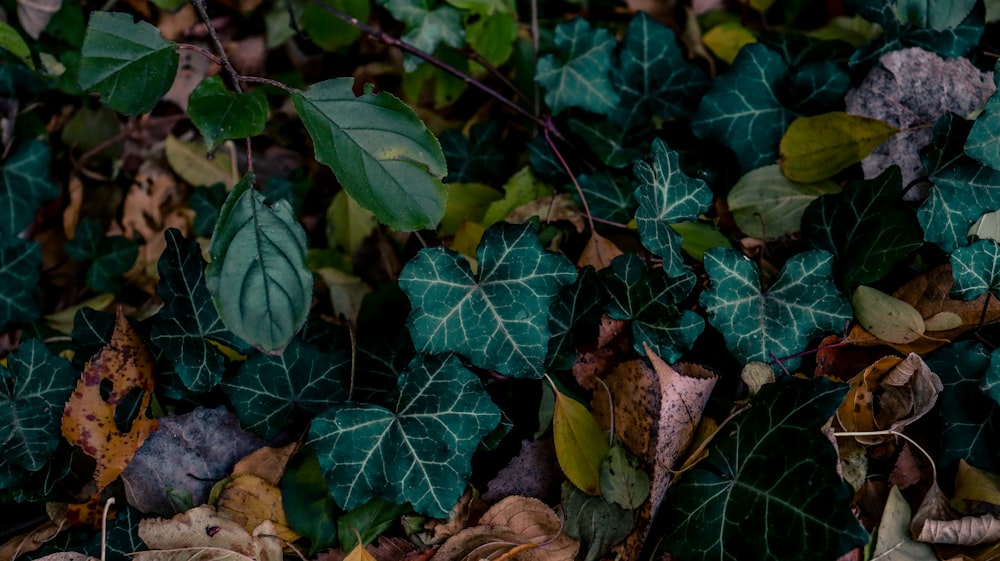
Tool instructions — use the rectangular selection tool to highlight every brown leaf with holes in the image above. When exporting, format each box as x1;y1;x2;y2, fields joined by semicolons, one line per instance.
61;308;157;490
135;505;282;561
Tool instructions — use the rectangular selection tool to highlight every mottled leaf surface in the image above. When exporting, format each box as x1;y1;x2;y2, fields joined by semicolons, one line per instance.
950;239;1000;300
535;18;619;115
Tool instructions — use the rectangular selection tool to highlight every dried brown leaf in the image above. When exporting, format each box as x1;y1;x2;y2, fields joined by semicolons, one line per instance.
576;232;622;270
918;515;1000;546
215;474;299;542
138;505;282;561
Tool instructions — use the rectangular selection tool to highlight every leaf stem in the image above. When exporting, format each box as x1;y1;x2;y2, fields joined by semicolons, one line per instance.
833;429;937;484
544;127;595;235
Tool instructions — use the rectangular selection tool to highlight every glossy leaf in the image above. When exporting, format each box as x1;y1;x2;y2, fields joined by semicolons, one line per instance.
785;61;852;115
380;0;463;70
727;165;840;239
950;239;1000;300
308;353;501;517
293;77;448;231
779;112;899;182
206;173;313;352
966;71;1000;170
535;18;619;115
700;248;851;369
64;218;103;262
662;376;868;561
188;76;269;153
568;119;643;169
86;235;138;294
553;390;610;495
849;0;984;67
633;138;714;277
576;172;636;226
399;221;576;378
77;11;178;116
338;498;410;551
1;139;61;238
0;237;41;331
190;182;227;237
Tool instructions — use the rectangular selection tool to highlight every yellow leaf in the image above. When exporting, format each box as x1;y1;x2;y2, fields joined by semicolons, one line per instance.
779;112;899;182
923;311;963;332
215;474;300;543
344;542;377;561
553;389;610;495
702;22;756;64
852;285;925;344
44;293;115;334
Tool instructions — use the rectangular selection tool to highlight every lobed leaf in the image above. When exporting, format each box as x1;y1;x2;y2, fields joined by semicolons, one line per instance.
950;239;1000;301
849;0;984;67
380;0;464;71
535;18;619;115
0;237;41;331
1;140;62;238
965;69;1000;171
547;267;603;371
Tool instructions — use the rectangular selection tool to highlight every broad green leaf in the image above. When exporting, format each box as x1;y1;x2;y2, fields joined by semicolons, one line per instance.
966;69;1000;170
599;444;650;510
302;0;370;51
553;390;610;495
223;338;349;439
601;253;704;362
293;77;448;231
662;376;868;561
562;482;634;561
547;267;603;371
188;76;269;153
151;229;248;393
77;11;178;116
692;43;795;172
611;12;709;130
0;237;41;330
206;173;313;352
0;339;78;471
576;172;636;226
568;119;643;169
849;0;984;67
0;21;35;69
852;285;925;344
779;112;899;182
700;248;851;369
950;239;1000;300
399;221;576;378
535;18;619;115
633;138;714;277
802;166;923;287
481;167;553;227
281;447;340;555
380;0;464;70
86;235;138;293
465;11;517;67
440;121;503;184
703;22;757;64
308;353;500;517
1;140;61;238
727;164;840;239
337;498;410;551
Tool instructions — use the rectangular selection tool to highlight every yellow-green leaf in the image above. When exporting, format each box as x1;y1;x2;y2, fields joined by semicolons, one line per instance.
780;112;899;182
702;22;756;64
923;311;962;332
852;285;925;344
165;134;236;188
553;389;610;495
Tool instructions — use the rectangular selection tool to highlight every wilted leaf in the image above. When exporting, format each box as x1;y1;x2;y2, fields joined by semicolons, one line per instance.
872;486;937;560
165;135;235;188
535;18;619;115
727;164;839;239
780;112;899;182
136;505;282;561
917;514;1000;545
599;445;650;510
852;285;926;344
17;0;60;39
562;482;633;561
216;474;299;542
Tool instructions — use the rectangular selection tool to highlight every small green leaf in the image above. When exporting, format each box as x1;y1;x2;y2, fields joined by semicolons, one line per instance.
440;183;502;237
308;353;500;517
966;69;1000;170
302;0;370;51
188;76;269;153
562;482;635;561
206;173;313;352
440;121;504;184
535;18;619;115
0;237;41;331
633;138;714;278
703;21;757;64
86;235;138;293
700;248;851;369
779;112;899;182
553;390;610;495
380;0;464;70
400;221;575;378
950;239;1000;300
281;447;340;555
482;167;553;228
293;77;447;231
0;21;35;69
852;285;926;344
326;190;379;254
465;11;517;67
576;172;636;226
337;498;410;551
727;164;840;238
1;140;62;238
599;444;650;510
77;11;179;116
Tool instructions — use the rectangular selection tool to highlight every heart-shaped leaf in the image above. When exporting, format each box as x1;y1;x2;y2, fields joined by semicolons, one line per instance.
188;76;268;153
534;18;619;115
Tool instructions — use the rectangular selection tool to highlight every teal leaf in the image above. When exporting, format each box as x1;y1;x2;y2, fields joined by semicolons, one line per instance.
77;11;179;116
534;18;619;115
0;339;78;471
547;267;603;371
950;239;1000;300
65;218;103;262
379;0;464;71
700;248;851;369
785;61;851;115
0;237;41;331
190;183;227;237
440;121;504;184
71;307;115;362
151;229;248;393
399;221;576;378
691;43;795;172
663;376;868;561
611;12;709;130
601;253;704;362
206;173;313;352
633;138;714;278
848;0;984;67
188;76;269;153
223;338;350;439
563;482;634;561
966;68;1000;170
802;166;923;287
982;348;1000;411
86;235;138;293
576;172;636;226
1;140;61;238
293;77;448;231
568;119;644;169
308;353;501;517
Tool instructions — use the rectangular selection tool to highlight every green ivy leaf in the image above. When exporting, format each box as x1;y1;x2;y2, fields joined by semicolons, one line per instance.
151;229;248;393
65;218;103;262
633;138;714;278
535;18;619;115
965;69;1000;170
86;235;138;293
950;239;1000;300
302;0;370;51
663;376;868;561
848;0;984;67
692;43;795;172
379;0;464;71
77;11;179;116
981;348;1000;421
293;77;448;231
223;338;349;439
188;76;269;153
440;121;504;184
568;119;644;169
575;172;636;226
1;140;61;238
602;253;704;362
308;353;500;517
400;221;575;378
0;237;41;331
337;498;410;551
785;61;852;115
611;12;709;131
700;248;851;369
802;166;923;287
547;267;603;371
206;173;313;352
0;339;78;472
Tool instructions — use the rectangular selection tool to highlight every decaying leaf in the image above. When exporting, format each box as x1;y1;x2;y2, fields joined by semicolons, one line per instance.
483;438;561;504
136;505;282;561
953;460;1000;511
17;0;61;39
577;231;623;270
917;514;1000;546
215;474;300;542
871;486;937;560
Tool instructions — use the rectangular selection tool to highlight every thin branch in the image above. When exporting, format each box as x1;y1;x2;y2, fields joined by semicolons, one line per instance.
240;74;300;94
544;127;595;235
462;48;535;111
189;0;242;94
834;429;938;484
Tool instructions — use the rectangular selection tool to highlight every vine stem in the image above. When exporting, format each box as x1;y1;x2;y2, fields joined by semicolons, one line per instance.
544;127;596;235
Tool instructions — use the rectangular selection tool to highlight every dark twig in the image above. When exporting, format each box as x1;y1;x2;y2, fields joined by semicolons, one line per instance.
544;125;595;235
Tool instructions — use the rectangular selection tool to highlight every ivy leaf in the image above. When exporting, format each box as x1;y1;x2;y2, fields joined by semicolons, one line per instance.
86;235;138;294
399;221;576;378
379;0;464;71
308;353;501;517
950;239;1000;300
535;18;619;115
611;11;709;131
601;253;704;363
0;339;78;472
547;267;603;371
188;76;269;153
802;166;923;287
440;121;503;184
848;0;984;67
293;77;448;231
206;173;313;352
633;138;714;278
65;218;103;262
151;229;248;393
1;140;61;238
784;61;851;115
965;69;1000;170
77;11;179;116
662;376;869;561
692;43;795;172
700;248;851;369
576;172;636;226
568;119;644;169
224;339;349;439
0;237;41;331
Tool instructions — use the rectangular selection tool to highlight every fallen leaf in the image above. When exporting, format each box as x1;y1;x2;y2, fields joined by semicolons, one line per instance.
164;134;236;188
62;173;84;238
215;474;300;542
577;231;623;270
853;285;926;345
163;46;214;112
505;193;586;233
888;443;924;490
918;515;1000;546
911;481;955;539
482;438;561;504
32;554;94;561
780;112;899;183
232;443;298;485
136;505;282;561
872;486;937;560
17;0;61;39
0;507;69;559
954;460;1000;511
553;389;609;495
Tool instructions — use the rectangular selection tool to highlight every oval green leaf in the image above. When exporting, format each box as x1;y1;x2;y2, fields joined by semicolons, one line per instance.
0;22;35;70
780;112;899;182
727;165;840;239
292;77;447;231
599;444;650;510
852;285;925;344
206;173;313;352
188;76;268;153
553;390;610;495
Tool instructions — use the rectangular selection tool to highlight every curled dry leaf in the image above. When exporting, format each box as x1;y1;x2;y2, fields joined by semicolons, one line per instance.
231;443;298;485
136;505;282;561
917;514;1000;546
910;481;955;540
429;496;579;561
